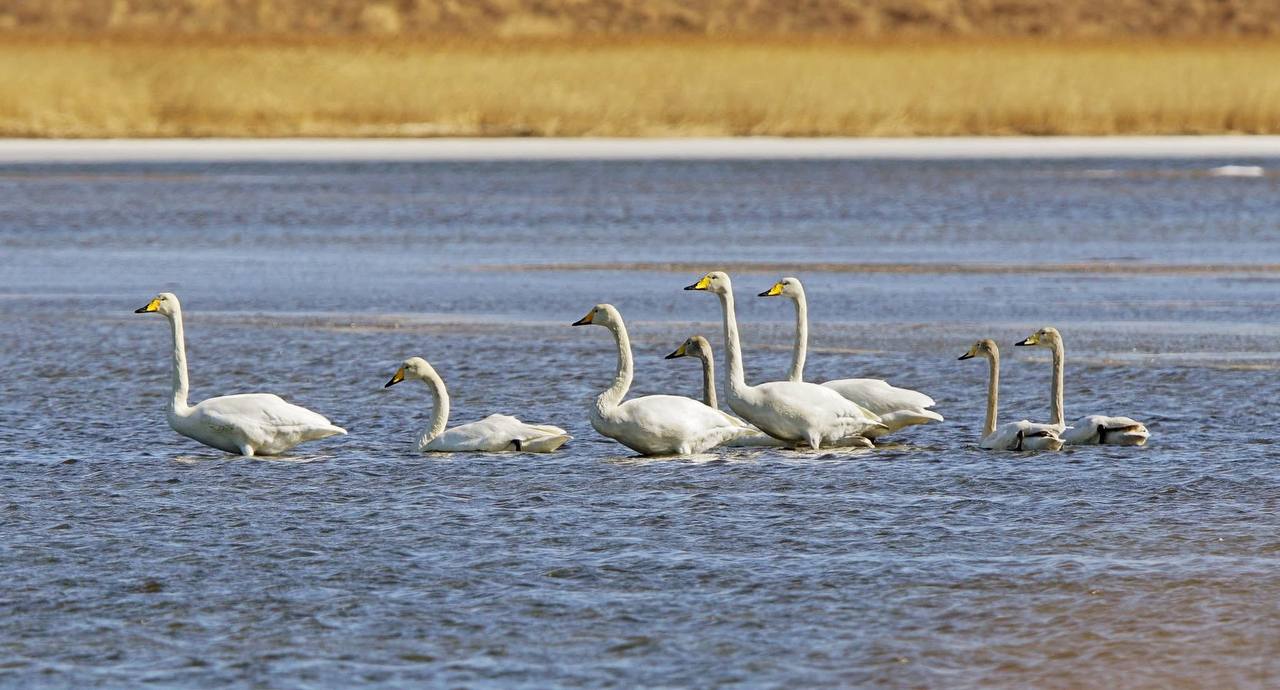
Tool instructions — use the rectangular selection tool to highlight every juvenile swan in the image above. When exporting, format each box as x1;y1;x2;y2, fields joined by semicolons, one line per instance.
573;304;754;455
685;272;885;449
759;276;942;436
665;336;788;448
134;292;346;456
959;339;1064;451
384;357;570;452
1016;327;1150;446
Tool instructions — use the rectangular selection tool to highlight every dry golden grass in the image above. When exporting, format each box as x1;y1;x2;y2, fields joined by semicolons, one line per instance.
3;37;1280;137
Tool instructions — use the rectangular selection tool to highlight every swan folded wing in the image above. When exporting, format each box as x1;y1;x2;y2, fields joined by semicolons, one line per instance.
429;414;571;452
195;394;345;454
1062;415;1149;446
981;420;1062;451
755;381;884;429
822;378;937;415
609;395;753;453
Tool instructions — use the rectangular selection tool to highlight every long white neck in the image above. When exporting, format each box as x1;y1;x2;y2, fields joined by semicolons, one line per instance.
1049;339;1065;428
698;354;718;409
787;290;808;382
416;369;451;450
166;306;190;412
983;351;1000;438
715;288;749;399
597;319;634;414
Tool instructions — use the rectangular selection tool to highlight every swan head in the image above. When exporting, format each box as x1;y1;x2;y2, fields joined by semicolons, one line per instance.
683;271;731;295
758;276;803;299
385;356;435;387
1016;327;1062;349
665;335;712;362
134;292;180;317
958;339;998;361
571;303;621;328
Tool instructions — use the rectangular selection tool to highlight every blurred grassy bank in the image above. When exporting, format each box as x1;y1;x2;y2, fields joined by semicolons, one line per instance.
3;37;1279;137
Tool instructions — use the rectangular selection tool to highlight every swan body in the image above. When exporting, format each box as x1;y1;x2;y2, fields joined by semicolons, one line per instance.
959;339;1063;451
665;336;789;448
573;304;755;455
1016;327;1150;446
135;293;346;456
686;272;885;449
760;277;942;437
384;357;570;452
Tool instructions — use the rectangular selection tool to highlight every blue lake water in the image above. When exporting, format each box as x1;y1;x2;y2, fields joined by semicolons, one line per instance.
2;157;1279;688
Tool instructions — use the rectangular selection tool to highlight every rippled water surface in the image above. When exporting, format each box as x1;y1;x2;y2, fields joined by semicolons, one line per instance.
3;157;1280;688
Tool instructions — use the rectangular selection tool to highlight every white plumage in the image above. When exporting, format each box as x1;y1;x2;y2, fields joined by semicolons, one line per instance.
573;304;755;455
959;339;1063;452
135;292;346;456
686;272;885;450
384;357;570;453
759;276;942;437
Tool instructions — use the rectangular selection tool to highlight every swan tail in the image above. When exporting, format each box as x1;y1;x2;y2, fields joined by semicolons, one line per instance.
875;408;945;434
306;424;347;440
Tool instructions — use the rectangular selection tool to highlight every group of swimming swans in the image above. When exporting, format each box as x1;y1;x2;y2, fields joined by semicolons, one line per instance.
135;275;1147;457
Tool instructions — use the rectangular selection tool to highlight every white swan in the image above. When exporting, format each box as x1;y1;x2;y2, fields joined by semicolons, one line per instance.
384;357;571;453
759;276;942;437
1015;327;1150;446
134;292;346;456
959;339;1064;451
665;336;788;448
572;304;755;455
685;272;886;449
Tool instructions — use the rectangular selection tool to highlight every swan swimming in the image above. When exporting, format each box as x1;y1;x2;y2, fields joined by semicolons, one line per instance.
134;292;346;456
384;357;571;452
759;276;942;436
685;272;886;449
1015;327;1150;446
959;339;1064;451
573;304;755;455
665;336;788;448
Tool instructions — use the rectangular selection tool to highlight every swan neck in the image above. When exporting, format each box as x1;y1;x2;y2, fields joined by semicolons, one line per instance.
417;370;450;450
984;351;1000;438
167;306;190;412
788;291;808;382
598;319;633;413
700;355;718;409
1049;339;1065;428
717;289;748;398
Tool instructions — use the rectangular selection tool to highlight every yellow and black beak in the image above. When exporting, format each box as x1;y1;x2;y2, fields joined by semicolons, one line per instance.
683;274;712;291
134;297;161;314
664;343;688;360
1015;334;1039;347
384;367;406;388
758;282;784;297
571;310;594;326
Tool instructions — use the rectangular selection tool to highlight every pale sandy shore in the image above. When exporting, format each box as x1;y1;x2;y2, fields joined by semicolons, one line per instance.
1;137;1279;163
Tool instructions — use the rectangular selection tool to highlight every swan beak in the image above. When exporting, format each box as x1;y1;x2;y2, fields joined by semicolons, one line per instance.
384;367;406;388
571;311;594;326
664;343;688;359
957;351;974;360
134;298;161;314
759;282;784;297
684;275;712;291
1015;334;1039;346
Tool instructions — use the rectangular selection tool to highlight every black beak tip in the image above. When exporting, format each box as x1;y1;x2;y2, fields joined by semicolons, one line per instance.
571;318;588;327
682;285;697;291
957;354;972;360
1014;340;1030;346
134;307;148;314
664;352;679;359
757;290;771;297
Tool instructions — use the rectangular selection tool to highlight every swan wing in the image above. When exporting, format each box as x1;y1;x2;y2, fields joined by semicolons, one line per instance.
981;420;1063;451
1062;415;1150;446
821;378;937;414
601;395;753;455
193;393;345;455
427;414;572;452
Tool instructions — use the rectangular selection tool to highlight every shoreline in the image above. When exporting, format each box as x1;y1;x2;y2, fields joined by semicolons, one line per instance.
1;137;1280;163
